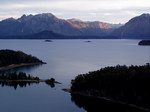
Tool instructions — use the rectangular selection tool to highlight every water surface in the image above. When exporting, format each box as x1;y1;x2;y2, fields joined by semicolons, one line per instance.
0;39;149;112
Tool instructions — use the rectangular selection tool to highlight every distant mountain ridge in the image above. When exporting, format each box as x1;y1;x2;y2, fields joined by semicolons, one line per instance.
111;13;150;39
0;13;150;39
0;13;121;37
67;18;121;36
1;30;118;39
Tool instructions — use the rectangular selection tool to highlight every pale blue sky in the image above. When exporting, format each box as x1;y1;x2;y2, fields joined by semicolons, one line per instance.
0;0;150;23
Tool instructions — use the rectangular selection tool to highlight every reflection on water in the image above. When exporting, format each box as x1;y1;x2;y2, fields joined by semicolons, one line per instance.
2;64;43;73
0;81;39;90
0;80;55;90
71;94;149;112
0;64;57;89
45;81;55;88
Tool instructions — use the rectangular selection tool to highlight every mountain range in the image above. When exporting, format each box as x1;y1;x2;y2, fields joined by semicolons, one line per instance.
111;13;150;39
0;13;150;39
2;31;118;39
0;13;121;37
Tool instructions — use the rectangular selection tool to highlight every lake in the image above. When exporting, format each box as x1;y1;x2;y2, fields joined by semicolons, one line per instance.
0;39;149;112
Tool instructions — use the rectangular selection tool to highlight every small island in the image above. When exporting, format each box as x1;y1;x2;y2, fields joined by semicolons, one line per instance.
70;64;150;110
0;72;58;89
84;40;91;43
0;49;46;71
138;40;150;46
45;40;53;42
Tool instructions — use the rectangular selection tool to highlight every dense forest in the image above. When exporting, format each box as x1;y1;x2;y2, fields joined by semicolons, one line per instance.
71;64;150;109
138;40;150;46
0;49;44;67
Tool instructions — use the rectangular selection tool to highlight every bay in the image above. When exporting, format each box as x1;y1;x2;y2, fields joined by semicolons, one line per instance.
0;39;149;112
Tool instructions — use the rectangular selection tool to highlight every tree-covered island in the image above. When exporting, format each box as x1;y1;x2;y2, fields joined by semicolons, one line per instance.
0;72;58;89
0;49;46;71
138;40;150;46
71;64;150;110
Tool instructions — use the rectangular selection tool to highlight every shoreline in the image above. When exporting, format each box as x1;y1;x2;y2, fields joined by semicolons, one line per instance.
0;62;46;71
62;89;150;112
0;79;61;84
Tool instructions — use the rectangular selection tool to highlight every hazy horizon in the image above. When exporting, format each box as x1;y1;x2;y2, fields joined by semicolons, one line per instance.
0;0;150;24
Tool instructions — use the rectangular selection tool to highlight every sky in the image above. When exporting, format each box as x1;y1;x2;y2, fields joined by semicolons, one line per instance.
0;0;150;23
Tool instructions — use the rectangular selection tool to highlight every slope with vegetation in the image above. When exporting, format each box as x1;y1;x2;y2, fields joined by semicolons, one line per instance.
71;64;150;109
0;49;45;68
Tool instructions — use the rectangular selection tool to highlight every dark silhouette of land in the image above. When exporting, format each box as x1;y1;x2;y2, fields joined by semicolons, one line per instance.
0;31;118;39
71;94;149;112
0;49;46;71
0;72;60;89
71;64;150;111
138;40;150;46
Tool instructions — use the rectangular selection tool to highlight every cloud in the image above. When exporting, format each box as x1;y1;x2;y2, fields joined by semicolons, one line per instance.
0;0;150;23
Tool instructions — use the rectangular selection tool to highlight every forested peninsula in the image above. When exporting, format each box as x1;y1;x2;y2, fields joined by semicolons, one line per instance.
0;49;45;70
71;64;150;110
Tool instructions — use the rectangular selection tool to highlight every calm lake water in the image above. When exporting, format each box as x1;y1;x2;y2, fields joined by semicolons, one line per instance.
0;39;149;112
